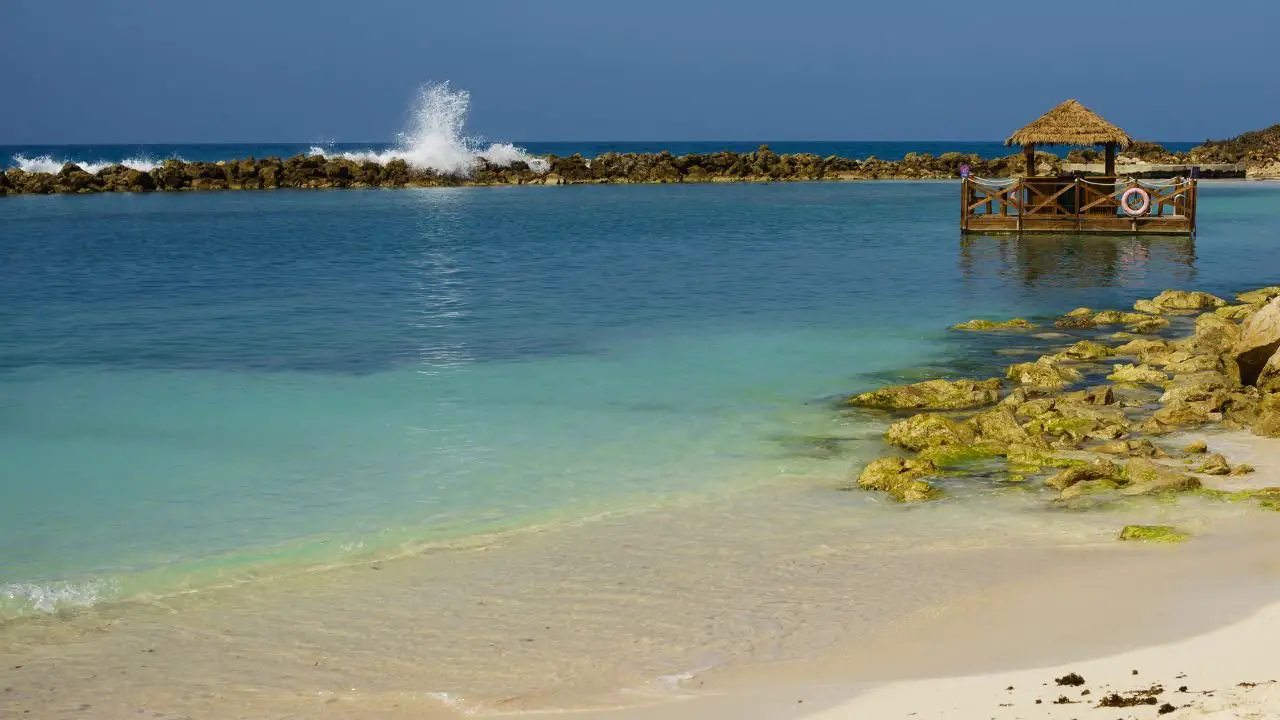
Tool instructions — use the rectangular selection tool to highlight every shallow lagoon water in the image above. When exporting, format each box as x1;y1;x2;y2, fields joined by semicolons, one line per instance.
1;182;1277;614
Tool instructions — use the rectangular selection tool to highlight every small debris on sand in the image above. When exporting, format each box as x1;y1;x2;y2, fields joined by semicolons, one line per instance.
1055;672;1086;686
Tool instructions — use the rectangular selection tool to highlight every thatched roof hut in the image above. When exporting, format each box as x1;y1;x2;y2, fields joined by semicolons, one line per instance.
1006;100;1133;176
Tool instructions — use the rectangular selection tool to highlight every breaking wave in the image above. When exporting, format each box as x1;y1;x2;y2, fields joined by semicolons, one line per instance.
308;81;549;176
1;578;118;616
9;154;177;174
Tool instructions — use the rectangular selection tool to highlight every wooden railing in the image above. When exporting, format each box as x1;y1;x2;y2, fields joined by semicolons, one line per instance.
961;176;1197;234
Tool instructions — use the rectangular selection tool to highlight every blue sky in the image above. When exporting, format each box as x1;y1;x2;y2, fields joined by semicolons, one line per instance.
3;0;1277;144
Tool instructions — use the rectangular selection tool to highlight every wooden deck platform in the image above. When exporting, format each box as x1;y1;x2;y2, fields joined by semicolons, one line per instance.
961;176;1197;235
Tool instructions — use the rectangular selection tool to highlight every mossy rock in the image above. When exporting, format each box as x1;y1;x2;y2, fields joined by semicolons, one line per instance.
1107;363;1169;385
1093;310;1154;326
1051;340;1115;362
917;441;1006;467
1149;290;1227;312
1130;317;1172;334
1195;453;1231;475
852;456;941;502
1216;304;1258;320
1235;286;1280;305
1006;358;1083;389
1133;299;1164;315
1182;440;1209;454
951;318;1035;331
847;378;1002;411
1119;525;1190;543
1045;459;1123;490
1058;478;1121;501
884;413;976;451
1005;442;1084;470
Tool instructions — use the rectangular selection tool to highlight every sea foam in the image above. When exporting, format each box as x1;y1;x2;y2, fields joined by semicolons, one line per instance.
1;578;117;615
308;81;549;176
10;154;176;174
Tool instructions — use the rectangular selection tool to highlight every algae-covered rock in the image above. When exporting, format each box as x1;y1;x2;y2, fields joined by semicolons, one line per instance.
1130;316;1172;334
1118;525;1190;543
966;406;1044;447
1066;307;1094;318
1232;463;1256;475
1024;401;1130;442
1121;457;1201;495
1005;442;1083;471
1006;358;1082;389
1045;459;1123;490
1217;304;1258;320
1096;438;1165;458
1133;299;1164;315
853;457;941;502
884;413;975;451
1107;363;1170;385
1236;286;1280;305
1196;453;1231;475
1052;340;1115;362
1186;313;1242;356
1055;315;1096;329
1059;478;1121;501
917;442;1006;467
1149;290;1227;311
1093;310;1153;326
1114;338;1171;360
1182;440;1209;454
1060;385;1115;406
951;318;1035;331
847;378;1002;411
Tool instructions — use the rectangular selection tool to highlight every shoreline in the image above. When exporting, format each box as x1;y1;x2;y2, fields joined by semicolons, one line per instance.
3;147;1278;196
7;284;1280;717
568;430;1280;720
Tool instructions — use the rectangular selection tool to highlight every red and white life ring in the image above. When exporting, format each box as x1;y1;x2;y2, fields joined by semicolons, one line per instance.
1120;187;1150;217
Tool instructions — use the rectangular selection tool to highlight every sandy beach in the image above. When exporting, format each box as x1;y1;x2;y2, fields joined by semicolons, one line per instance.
566;429;1280;720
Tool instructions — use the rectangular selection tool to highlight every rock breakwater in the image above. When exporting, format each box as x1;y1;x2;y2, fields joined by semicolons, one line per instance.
0;147;1033;196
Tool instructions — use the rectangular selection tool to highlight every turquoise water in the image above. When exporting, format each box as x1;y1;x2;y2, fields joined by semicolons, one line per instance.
2;181;1278;616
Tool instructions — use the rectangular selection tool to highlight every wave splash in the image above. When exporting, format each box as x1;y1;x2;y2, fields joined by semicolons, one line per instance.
309;81;549;176
1;578;118;616
10;154;176;175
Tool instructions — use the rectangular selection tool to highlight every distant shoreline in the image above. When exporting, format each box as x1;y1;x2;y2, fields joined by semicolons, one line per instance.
3;147;1277;196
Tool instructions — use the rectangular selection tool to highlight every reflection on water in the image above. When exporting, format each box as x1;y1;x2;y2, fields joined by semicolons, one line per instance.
959;234;1196;289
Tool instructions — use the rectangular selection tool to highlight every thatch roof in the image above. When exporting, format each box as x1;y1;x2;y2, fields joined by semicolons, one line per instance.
1005;99;1133;148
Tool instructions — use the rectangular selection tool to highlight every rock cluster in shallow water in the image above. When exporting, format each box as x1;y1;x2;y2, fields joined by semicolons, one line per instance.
841;287;1280;522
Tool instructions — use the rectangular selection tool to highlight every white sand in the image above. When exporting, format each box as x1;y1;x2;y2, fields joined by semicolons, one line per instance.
803;602;1280;719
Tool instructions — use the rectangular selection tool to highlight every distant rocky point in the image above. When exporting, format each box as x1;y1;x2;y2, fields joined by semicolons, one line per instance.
3;129;1279;196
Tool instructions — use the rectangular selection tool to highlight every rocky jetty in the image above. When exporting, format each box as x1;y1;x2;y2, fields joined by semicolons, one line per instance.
840;287;1280;526
0;148;1038;196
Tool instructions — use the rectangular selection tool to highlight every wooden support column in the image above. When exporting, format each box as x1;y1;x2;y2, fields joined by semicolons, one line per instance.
1104;142;1116;176
1023;143;1036;177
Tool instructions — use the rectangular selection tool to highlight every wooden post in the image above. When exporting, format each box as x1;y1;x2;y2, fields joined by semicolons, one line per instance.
1075;178;1081;231
1023;143;1036;177
960;178;968;232
1104;142;1116;176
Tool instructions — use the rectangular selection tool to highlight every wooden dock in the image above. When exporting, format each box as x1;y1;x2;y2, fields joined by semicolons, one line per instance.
961;176;1197;235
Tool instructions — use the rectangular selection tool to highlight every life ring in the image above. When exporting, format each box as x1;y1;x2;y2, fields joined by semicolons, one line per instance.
1120;187;1150;217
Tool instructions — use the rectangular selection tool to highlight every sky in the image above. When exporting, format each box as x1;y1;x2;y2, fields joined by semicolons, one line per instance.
2;0;1278;144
